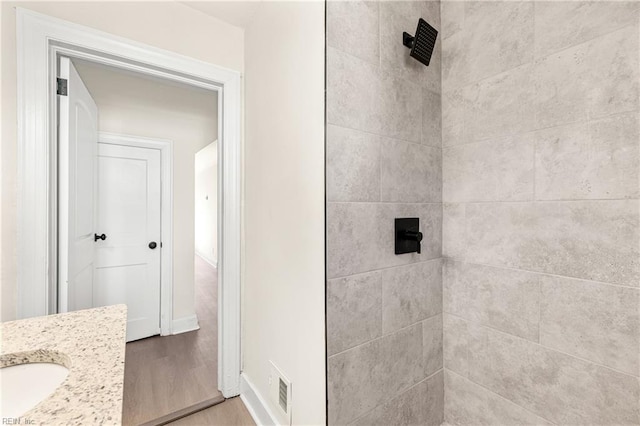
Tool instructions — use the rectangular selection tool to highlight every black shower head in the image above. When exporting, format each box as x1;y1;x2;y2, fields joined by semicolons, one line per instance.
403;18;438;66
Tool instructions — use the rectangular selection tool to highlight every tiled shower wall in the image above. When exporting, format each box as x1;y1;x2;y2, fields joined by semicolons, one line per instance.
440;1;640;425
326;1;444;424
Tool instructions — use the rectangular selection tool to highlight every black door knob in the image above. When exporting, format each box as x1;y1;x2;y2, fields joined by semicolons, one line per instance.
94;233;106;242
148;242;157;249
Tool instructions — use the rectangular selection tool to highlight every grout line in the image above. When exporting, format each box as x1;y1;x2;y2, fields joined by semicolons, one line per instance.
531;0;540;158
444;369;558;426
532;119;537;201
377;0;382;72
443;311;640;379
537;277;542;345
328;44;431;95
326;121;441;149
326;43;379;73
327;200;443;205
328;311;443;359
378;131;382;203
532;14;640;62
439;108;640;150
328;257;443;282
443;258;640;291
443;20;639;94
329;198;640;205
441;198;640;204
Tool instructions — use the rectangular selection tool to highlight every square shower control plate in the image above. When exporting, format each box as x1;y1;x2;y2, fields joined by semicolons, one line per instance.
395;217;420;255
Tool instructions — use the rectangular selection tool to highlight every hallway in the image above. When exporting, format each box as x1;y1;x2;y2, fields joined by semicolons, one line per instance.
122;256;220;425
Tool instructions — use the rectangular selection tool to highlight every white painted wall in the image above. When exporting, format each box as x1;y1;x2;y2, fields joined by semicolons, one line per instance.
2;3;327;421
243;2;326;424
0;1;243;321
73;60;218;322
194;141;218;267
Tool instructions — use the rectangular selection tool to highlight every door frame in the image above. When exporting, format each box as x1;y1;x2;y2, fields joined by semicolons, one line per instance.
16;8;242;397
98;132;174;337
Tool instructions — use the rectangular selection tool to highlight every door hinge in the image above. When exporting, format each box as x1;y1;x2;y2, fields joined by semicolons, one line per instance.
57;78;68;96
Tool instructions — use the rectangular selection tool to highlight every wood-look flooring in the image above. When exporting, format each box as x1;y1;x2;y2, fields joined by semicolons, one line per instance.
168;397;255;426
123;256;222;425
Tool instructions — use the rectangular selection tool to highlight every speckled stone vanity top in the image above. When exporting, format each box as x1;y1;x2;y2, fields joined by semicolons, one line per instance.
1;305;127;425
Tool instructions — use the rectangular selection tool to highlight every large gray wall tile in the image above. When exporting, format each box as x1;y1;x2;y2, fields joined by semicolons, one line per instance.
540;275;640;376
380;1;441;94
425;370;445;426
442;203;466;260
444;261;540;342
462;1;534;82
442;88;466;147
443;135;534;202
535;2;640;58
422;89;442;147
465;64;536;141
468;326;640;425
442;31;469;90
327;202;381;279
535;24;639;129
353;370;444;426
327;47;382;134
328;47;425;143
382;260;442;334
440;1;464;41
327;271;382;356
381;138;441;203
327;125;381;202
444;369;553;426
327;202;442;278
379;73;425;143
464;201;640;286
328;338;385;424
534;113;640;200
327;0;379;66
381;323;428;396
444;314;470;378
328;323;427;424
424;314;444;377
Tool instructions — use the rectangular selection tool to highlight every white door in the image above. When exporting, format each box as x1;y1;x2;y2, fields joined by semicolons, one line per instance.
58;56;98;313
95;143;162;342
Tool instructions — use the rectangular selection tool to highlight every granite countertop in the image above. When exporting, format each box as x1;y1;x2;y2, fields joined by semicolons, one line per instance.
1;305;127;425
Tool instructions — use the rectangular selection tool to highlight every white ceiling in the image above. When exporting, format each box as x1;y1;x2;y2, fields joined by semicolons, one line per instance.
180;1;263;28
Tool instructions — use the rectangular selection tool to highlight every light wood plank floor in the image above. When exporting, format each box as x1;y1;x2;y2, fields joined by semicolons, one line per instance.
123;256;221;425
168;397;255;425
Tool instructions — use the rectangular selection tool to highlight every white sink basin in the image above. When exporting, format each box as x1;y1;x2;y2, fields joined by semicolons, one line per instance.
1;362;69;418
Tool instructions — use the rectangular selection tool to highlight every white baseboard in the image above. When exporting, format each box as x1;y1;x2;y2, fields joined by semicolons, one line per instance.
240;374;278;426
172;314;200;334
195;251;217;268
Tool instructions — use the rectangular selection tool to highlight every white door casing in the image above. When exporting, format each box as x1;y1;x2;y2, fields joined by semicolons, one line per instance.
95;143;162;342
57;56;98;313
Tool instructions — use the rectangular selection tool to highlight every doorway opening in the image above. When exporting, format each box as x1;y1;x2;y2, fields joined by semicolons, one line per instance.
57;56;222;423
17;7;241;425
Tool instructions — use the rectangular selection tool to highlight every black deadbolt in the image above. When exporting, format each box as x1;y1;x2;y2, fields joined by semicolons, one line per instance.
148;242;157;249
94;233;106;242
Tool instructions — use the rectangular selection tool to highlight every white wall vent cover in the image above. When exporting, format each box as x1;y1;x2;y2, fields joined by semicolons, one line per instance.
269;361;292;424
